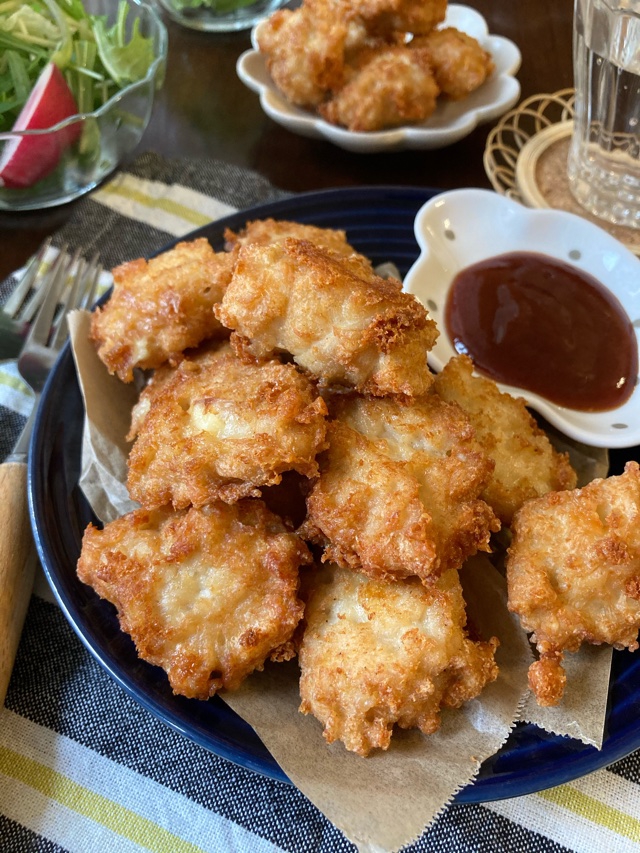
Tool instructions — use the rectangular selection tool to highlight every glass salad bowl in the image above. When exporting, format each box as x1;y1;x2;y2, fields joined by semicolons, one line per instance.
0;0;167;211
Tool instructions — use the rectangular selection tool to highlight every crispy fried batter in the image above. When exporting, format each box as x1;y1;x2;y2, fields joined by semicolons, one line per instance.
346;0;447;36
257;4;349;107
302;393;499;581
507;461;640;706
298;563;499;755
320;44;439;131
216;238;437;397
127;342;328;509
91;238;234;382
223;218;368;264
77;501;310;699
412;26;495;99
434;355;577;524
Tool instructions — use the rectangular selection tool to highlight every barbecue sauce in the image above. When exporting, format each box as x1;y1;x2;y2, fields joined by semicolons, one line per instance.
445;251;638;412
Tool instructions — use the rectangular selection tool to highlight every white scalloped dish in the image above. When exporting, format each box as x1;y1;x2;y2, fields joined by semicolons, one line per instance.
237;4;521;153
403;189;640;449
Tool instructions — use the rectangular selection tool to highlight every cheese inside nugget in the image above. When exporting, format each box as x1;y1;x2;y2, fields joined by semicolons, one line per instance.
216;238;438;397
299;564;499;756
302;393;498;582
77;501;310;699
127;342;328;509
434;355;577;524
507;461;640;706
91;238;234;382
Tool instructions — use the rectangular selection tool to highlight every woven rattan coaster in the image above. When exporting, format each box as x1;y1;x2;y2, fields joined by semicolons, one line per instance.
484;89;640;256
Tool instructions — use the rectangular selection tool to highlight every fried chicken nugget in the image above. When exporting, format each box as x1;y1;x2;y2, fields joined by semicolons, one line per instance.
215;238;438;397
257;4;348;107
302;393;499;581
507;462;640;706
345;0;447;36
434;355;577;524
127;342;328;509
91;238;234;383
319;44;439;131
412;27;495;100
299;563;499;755
77;501;310;699
223;218;368;264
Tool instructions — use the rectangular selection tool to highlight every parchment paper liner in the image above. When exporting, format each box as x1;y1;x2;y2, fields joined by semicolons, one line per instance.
67;310;610;850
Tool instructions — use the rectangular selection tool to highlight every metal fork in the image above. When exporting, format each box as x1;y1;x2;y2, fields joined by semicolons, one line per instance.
0;245;102;707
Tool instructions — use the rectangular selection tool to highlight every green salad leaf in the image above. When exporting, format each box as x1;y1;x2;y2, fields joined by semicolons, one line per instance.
0;0;156;132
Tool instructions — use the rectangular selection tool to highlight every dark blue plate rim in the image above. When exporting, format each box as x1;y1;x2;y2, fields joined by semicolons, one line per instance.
28;184;640;805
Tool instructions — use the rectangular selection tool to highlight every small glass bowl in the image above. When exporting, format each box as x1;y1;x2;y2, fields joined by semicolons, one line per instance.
0;0;167;212
156;0;288;33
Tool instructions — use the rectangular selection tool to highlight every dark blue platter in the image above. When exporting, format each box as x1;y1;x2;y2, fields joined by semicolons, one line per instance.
29;186;640;803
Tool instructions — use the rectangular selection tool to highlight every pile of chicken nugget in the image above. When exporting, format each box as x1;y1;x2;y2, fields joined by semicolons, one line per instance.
256;0;495;132
78;220;640;757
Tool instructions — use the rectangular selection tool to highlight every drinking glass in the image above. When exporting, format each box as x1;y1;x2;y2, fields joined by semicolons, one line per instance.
567;0;640;229
156;0;287;32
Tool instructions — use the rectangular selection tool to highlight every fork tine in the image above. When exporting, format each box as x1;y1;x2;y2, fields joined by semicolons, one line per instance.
19;245;72;326
2;238;52;320
79;252;102;311
23;250;75;350
50;252;102;350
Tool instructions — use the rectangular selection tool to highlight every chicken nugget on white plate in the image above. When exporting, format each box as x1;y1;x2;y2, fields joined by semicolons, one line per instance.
320;44;439;132
412;26;494;100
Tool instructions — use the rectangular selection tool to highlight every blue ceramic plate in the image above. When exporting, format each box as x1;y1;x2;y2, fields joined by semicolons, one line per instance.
29;186;640;803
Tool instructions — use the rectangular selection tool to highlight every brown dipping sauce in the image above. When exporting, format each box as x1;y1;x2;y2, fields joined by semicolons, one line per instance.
445;251;638;412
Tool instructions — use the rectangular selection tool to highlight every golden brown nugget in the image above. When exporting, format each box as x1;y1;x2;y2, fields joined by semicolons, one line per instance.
127;342;328;509
303;393;498;581
412;27;495;100
77;501;310;699
320;45;439;131
299;564;499;756
91;238;234;382
434;355;577;524
216;238;438;397
257;4;348;107
301;419;437;581
223;218;368;264
507;462;640;706
345;0;447;36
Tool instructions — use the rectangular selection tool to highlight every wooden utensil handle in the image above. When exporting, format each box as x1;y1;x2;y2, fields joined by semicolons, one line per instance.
0;462;36;707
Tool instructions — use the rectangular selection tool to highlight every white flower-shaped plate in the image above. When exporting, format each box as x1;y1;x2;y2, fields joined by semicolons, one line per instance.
403;189;640;449
237;4;522;153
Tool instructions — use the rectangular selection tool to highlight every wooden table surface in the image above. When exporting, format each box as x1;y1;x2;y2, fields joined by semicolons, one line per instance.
0;0;574;278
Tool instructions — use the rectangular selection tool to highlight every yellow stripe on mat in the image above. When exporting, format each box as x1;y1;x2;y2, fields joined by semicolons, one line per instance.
539;784;640;842
0;372;29;395
97;183;211;228
0;747;206;853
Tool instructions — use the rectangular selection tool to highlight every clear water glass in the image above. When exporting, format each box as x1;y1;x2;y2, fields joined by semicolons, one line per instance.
567;0;640;229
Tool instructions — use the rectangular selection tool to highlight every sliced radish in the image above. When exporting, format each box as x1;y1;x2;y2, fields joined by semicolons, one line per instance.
0;62;83;190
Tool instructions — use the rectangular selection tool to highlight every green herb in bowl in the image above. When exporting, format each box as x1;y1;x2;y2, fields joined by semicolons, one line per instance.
0;0;167;208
